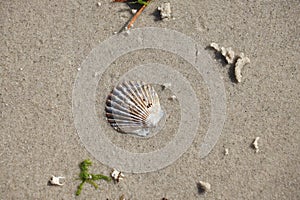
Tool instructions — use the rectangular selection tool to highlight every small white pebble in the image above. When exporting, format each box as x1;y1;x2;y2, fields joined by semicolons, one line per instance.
198;180;211;192
77;68;81;71
131;9;137;14
252;137;260;153
97;2;101;7
19;68;23;71
224;148;229;155
168;95;177;101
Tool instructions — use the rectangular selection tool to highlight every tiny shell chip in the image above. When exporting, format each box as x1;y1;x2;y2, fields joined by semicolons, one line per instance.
105;81;164;137
49;175;65;186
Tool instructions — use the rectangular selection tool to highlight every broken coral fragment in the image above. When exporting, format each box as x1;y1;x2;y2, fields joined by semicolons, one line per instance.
210;43;235;64
210;42;250;82
235;53;250;83
220;47;235;64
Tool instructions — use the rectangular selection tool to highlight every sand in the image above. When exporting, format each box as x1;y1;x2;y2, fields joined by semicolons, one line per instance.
1;0;299;199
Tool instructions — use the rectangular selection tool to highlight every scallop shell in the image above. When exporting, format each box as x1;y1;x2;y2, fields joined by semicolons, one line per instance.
105;81;164;137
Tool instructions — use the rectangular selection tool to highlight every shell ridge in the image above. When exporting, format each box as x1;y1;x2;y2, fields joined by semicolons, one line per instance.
111;87;149;119
125;81;150;117
116;82;148;116
143;84;155;109
106;106;146;122
107;98;145;119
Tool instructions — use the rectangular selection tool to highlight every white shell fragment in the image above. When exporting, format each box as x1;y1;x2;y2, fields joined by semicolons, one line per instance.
131;9;137;14
224;148;229;155
106;81;164;137
198;180;211;192
235;53;250;83
111;169;124;182
252;137;260;153
158;3;172;20
210;42;220;51
49;175;65;186
168;95;177;101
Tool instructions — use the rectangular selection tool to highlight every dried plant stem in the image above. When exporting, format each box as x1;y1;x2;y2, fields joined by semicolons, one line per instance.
126;1;150;30
114;0;151;30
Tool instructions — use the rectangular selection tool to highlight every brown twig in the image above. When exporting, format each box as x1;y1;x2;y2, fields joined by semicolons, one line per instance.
113;0;151;30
